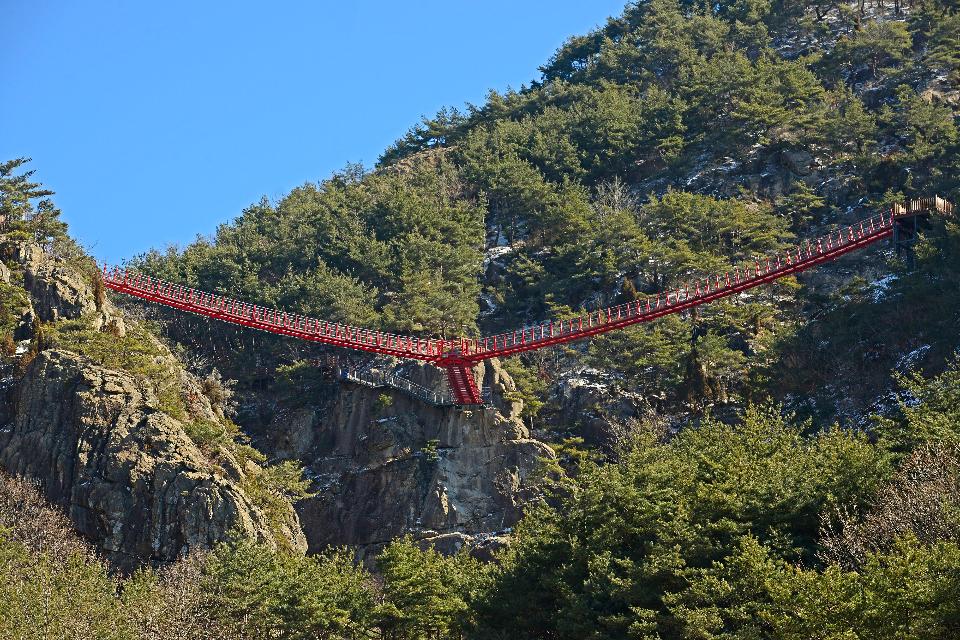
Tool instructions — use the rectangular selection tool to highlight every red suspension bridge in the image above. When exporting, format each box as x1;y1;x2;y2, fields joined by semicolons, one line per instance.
103;197;953;406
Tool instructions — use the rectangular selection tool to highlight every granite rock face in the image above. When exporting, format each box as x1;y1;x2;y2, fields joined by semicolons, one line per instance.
274;359;554;557
5;242;125;337
0;240;306;569
0;350;305;569
18;244;95;321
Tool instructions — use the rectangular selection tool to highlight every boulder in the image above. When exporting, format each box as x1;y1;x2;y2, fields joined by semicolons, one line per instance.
13;242;125;335
781;149;814;176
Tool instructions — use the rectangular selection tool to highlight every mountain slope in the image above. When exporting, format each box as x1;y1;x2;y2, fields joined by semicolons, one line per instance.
137;1;957;434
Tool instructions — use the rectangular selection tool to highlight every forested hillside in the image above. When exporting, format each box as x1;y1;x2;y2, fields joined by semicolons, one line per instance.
137;0;959;430
3;0;960;638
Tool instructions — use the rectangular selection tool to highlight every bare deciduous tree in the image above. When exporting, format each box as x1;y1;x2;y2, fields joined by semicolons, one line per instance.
819;443;960;568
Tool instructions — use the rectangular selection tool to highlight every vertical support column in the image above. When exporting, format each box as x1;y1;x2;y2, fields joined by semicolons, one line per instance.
445;362;483;406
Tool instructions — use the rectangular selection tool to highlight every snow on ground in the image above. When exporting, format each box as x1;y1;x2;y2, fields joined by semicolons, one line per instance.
478;293;498;317
483;245;514;271
870;274;898;302
896;344;931;372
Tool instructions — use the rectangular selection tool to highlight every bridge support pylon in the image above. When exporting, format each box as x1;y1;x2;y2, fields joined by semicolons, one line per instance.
440;358;483;406
892;214;927;268
891;197;945;268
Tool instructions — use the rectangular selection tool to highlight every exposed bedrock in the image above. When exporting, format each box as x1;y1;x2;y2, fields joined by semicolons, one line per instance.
271;359;554;556
0;350;305;570
0;240;306;569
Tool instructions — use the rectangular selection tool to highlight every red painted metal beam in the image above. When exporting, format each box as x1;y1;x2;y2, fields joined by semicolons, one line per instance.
467;215;895;360
465;197;952;361
102;272;447;362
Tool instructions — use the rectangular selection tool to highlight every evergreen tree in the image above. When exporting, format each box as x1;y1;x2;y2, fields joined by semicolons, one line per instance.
376;536;478;639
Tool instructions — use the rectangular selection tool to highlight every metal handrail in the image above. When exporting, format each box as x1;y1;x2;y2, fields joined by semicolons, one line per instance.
338;367;456;407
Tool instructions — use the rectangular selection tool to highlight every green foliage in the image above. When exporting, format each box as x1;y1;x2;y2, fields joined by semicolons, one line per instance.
773;536;960;639
0;158;68;249
918;6;960;82
823;84;878;156
879;357;960;451
3;470;494;640
671;534;960;639
0;280;29;340
135;154;484;347
472;406;890;638
379;107;469;166
274;359;333;406
588;313;692;401
183;418;242;453
242;460;313;549
0;533;129;640
830;19;913;77
9;4;959;636
583;191;793;407
500;356;547;420
546;436;601;475
419;439;441;463
776;181;826;230
375;392;394;411
133;0;958;428
376;536;481;639
202;535;375;639
881;84;958;171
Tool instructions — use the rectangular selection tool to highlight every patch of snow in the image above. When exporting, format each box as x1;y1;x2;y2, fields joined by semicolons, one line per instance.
685;169;706;187
896;345;931;372
870;274;898;302
478;293;498;318
717;157;740;172
489;227;512;247
483;245;514;271
15;340;30;356
559;367;616;398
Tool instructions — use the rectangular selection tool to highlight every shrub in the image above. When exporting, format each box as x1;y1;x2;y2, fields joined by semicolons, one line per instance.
375;393;394;411
200;369;236;415
241;461;313;548
46;316;187;419
183;419;240;454
201;536;376;639
420;439;441;463
376;536;481;639
0;281;28;338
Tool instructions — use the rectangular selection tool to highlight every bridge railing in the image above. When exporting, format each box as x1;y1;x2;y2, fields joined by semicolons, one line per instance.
102;268;450;361
337;367;456;407
102;196;952;365
467;196;952;359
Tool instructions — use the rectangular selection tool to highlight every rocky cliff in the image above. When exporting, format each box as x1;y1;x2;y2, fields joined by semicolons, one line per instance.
258;358;554;557
0;239;306;569
1;235;554;565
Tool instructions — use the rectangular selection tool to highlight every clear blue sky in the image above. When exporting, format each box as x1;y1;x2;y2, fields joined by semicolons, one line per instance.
2;1;627;264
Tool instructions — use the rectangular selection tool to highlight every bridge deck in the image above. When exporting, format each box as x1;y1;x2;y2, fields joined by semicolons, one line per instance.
103;196;953;405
